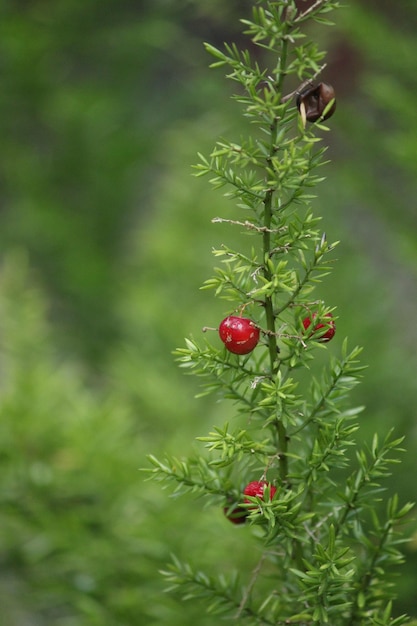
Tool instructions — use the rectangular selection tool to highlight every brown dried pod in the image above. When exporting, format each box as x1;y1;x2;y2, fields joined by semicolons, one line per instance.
296;82;336;124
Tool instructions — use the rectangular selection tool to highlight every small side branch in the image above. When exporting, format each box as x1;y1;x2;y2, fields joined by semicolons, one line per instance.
234;552;268;619
212;217;286;234
281;63;327;103
294;0;330;23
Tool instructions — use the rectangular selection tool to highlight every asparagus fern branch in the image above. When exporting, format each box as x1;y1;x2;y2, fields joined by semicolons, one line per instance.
146;2;413;624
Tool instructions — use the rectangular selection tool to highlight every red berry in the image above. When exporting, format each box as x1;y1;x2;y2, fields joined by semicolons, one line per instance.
243;480;277;503
223;503;247;525
218;316;260;355
302;312;335;342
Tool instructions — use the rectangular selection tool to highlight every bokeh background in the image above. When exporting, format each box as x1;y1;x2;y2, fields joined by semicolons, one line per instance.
1;0;417;624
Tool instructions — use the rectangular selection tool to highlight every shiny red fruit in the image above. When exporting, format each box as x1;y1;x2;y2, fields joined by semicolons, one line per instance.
243;480;277;503
218;316;260;355
302;312;335;342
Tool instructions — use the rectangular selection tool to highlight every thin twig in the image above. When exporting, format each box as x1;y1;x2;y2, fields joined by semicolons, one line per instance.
212;217;286;234
260;453;281;482
294;0;329;23
280;63;327;103
235;552;268;620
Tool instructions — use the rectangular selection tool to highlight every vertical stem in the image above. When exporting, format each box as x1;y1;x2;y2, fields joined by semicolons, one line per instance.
266;18;304;568
263;192;279;369
263;29;290;485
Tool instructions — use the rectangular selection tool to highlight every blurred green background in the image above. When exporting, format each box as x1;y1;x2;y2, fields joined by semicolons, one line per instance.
1;1;417;624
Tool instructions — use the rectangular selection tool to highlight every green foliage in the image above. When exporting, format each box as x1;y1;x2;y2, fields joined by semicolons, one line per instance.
0;0;219;365
1;0;417;624
148;2;414;624
0;256;140;623
0;254;214;625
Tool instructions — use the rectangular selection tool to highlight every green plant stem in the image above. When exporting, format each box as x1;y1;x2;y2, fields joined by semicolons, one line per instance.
263;192;288;487
348;521;392;626
263;21;305;572
263;192;279;370
263;28;290;486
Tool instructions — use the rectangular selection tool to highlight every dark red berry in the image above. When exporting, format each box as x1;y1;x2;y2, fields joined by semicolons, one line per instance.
219;316;260;355
223;503;247;525
243;480;277;503
302;312;336;342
